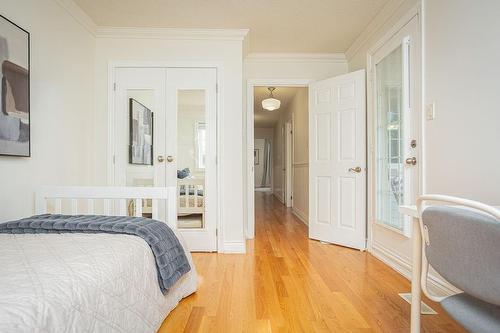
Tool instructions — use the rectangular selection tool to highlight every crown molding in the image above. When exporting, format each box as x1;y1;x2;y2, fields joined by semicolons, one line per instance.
54;0;97;35
345;0;409;61
245;53;347;64
95;27;249;41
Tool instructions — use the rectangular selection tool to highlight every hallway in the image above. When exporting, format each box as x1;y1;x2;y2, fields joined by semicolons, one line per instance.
160;192;464;332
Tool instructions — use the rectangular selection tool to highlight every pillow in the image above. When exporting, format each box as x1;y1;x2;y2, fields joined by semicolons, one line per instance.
177;168;190;179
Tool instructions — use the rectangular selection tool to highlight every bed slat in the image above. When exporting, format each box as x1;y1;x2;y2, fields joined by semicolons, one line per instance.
135;198;142;217
119;199;127;216
103;199;111;215
55;199;62;214
35;186;175;223
87;199;95;215
71;199;78;215
152;199;158;220
195;186;199;207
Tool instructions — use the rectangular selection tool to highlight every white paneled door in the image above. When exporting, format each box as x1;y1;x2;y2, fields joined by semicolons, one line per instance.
308;70;366;250
114;67;218;252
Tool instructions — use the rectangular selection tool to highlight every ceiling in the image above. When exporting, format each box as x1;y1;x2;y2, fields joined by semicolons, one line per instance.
254;87;304;128
74;0;389;53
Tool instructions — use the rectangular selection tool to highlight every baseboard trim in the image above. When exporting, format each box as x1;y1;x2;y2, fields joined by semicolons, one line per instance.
292;208;308;225
370;242;459;296
223;241;246;254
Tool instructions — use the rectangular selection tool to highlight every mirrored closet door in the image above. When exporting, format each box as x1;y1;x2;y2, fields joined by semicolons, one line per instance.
114;67;217;252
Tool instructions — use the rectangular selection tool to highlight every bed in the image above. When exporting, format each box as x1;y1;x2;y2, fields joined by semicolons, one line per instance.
0;186;197;333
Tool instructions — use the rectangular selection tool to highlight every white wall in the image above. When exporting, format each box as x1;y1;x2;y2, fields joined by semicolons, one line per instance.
424;0;500;204
289;88;309;224
0;0;95;222
93;35;245;252
271;88;309;222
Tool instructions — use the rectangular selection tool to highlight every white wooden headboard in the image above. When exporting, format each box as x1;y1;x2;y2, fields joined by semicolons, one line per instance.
35;186;177;223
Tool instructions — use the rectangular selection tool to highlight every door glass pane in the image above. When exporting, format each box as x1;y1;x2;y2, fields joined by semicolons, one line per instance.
375;46;405;230
126;90;154;217
177;90;206;229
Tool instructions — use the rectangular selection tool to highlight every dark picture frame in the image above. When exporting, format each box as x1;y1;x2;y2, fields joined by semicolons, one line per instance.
0;15;30;157
129;98;153;165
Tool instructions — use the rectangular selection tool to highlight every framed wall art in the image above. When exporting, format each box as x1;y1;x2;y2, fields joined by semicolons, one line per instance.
0;15;30;157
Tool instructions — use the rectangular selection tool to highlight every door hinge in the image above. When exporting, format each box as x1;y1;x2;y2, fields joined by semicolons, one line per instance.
112;155;116;164
215;229;218;236
113;83;117;91
216;84;218;94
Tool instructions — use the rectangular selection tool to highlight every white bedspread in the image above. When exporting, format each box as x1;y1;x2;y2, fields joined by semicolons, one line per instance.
0;232;197;333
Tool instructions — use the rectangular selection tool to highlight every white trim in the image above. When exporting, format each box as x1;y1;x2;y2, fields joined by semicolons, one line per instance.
53;0;97;35
96;27;249;41
246;78;313;240
222;241;246;253
245;53;347;64
292;208;308;225
365;5;421;58
345;0;409;61
107;61;225;253
370;241;459;296
373;221;411;238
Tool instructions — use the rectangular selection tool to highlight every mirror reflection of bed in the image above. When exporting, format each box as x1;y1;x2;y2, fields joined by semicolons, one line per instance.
177;168;204;229
176;89;207;230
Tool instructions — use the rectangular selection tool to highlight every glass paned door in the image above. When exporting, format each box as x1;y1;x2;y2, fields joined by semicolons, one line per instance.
372;25;419;236
375;45;406;231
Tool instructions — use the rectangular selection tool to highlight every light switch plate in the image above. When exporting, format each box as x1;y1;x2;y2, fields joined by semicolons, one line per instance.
426;102;436;120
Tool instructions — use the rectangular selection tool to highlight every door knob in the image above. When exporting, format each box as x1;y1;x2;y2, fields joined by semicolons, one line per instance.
166;155;174;163
348;166;362;173
405;157;417;165
157;155;164;163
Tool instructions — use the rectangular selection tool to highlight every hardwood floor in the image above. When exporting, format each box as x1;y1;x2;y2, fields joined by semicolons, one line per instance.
159;192;465;332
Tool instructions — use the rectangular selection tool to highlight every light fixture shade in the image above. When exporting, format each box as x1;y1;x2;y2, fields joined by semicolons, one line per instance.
262;98;281;111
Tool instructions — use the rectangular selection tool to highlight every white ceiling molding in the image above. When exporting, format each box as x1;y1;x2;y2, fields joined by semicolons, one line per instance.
54;0;97;35
95;27;249;41
345;0;408;61
245;53;347;64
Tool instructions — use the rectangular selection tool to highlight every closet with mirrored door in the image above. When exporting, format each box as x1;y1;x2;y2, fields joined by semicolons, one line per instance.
113;67;217;251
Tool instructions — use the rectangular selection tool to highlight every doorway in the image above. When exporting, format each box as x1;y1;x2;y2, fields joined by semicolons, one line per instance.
248;84;310;238
248;70;369;252
112;66;218;252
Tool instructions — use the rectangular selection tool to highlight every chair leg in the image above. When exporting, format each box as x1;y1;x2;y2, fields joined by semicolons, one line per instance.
411;216;422;333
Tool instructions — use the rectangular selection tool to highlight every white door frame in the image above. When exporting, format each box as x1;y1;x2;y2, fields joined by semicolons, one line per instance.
246;78;313;239
366;5;423;251
107;61;224;252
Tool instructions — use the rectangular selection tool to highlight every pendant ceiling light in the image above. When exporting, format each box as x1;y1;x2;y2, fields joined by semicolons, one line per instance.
262;87;281;111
